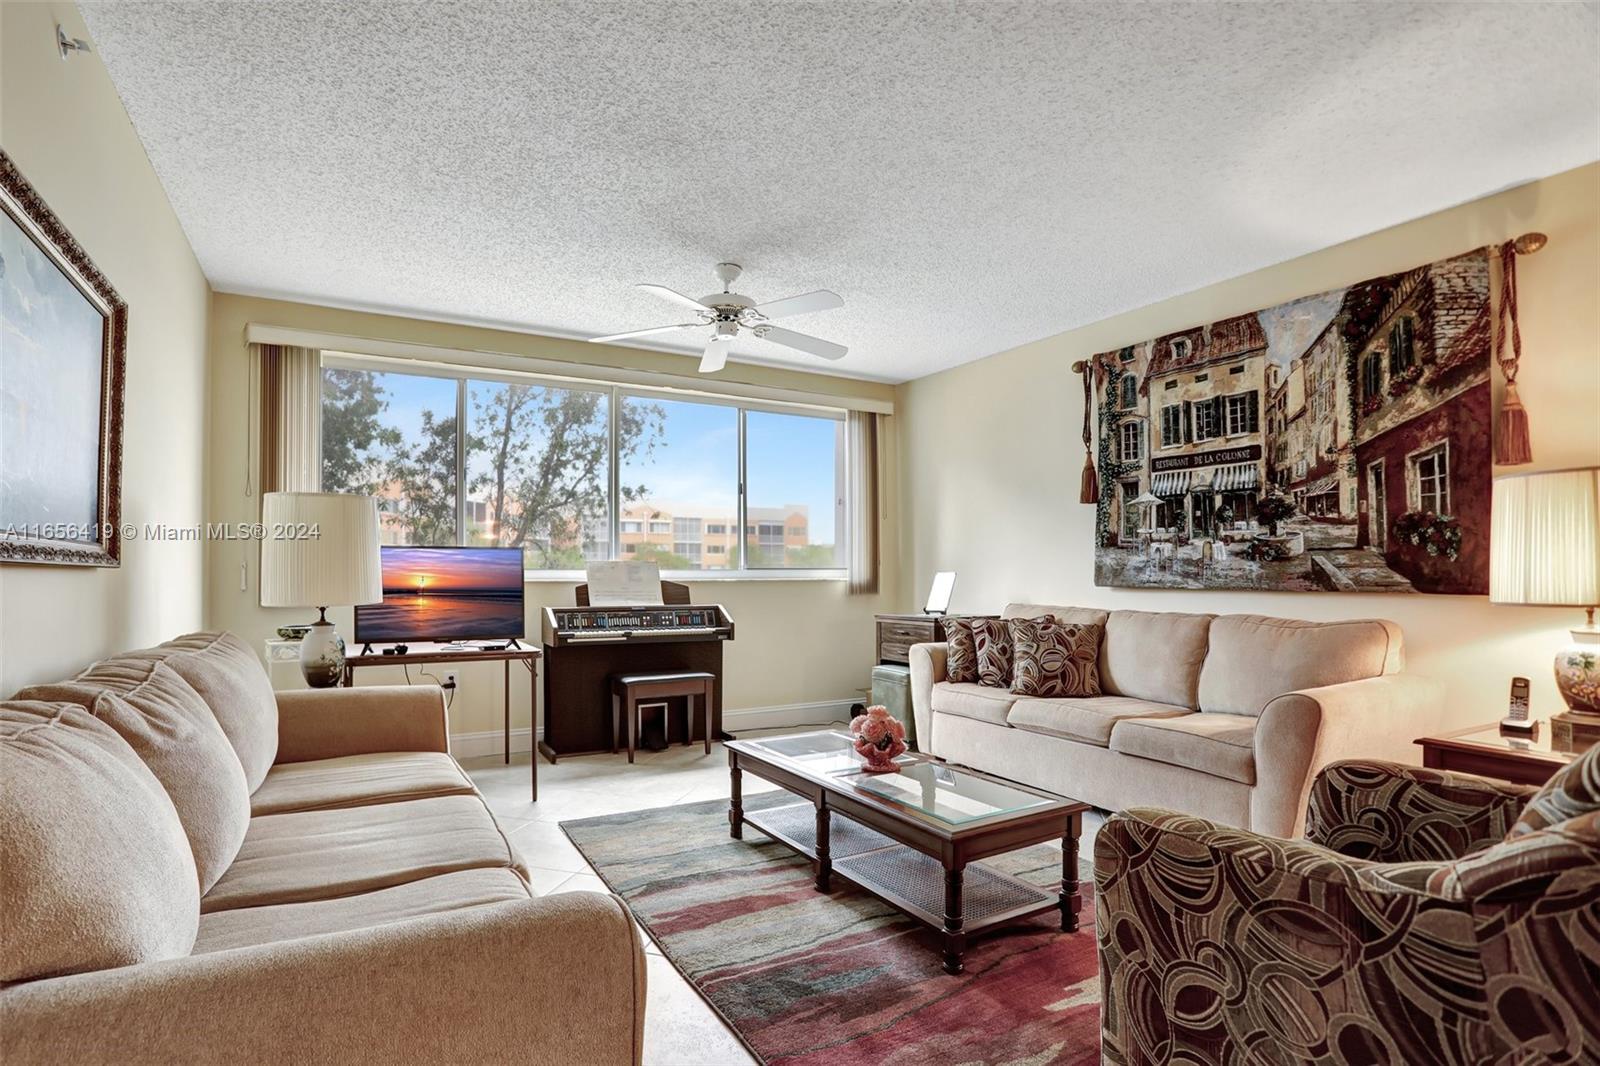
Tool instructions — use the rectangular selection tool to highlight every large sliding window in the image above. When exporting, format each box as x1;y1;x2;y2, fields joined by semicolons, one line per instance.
745;410;844;569
321;366;459;545
321;358;847;576
619;396;737;571
465;380;611;569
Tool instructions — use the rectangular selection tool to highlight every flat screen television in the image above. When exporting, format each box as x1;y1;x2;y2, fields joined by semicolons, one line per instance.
355;546;525;645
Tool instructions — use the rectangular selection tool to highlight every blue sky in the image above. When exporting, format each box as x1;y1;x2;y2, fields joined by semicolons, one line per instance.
1257;289;1345;369
351;370;839;543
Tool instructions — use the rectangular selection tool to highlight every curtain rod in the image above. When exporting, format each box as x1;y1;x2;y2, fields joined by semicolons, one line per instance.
244;323;895;415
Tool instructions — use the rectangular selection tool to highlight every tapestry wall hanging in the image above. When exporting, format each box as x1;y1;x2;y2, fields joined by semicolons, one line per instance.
1090;247;1491;594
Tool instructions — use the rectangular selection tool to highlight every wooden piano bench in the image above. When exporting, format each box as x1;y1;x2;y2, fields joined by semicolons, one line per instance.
611;671;716;763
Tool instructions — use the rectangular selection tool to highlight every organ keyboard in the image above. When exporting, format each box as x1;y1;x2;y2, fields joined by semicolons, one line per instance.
542;605;734;644
539;598;735;761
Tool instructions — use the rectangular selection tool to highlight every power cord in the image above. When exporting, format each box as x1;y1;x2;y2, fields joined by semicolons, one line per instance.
405;665;457;709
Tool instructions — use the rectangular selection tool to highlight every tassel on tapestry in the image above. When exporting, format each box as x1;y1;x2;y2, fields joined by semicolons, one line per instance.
1076;361;1097;503
1493;237;1538;466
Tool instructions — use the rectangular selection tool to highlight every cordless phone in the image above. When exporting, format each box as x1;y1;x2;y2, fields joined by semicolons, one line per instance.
1500;677;1537;736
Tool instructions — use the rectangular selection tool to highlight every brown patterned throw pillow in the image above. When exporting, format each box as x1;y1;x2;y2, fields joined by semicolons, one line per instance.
942;617;980;684
973;618;1015;689
1009;618;1103;698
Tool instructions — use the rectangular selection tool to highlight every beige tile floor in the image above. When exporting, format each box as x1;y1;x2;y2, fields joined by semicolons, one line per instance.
462;729;1103;1066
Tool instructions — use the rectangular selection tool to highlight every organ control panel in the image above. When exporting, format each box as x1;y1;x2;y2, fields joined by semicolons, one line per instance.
542;605;734;644
539;597;735;761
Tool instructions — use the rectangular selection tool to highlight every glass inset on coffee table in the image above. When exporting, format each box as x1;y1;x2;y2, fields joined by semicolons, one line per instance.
726;730;1089;974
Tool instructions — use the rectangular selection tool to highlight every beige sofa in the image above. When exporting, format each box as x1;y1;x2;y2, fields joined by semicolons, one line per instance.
1;632;644;1066
910;606;1448;837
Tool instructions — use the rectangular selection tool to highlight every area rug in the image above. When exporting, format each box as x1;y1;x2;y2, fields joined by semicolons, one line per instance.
561;792;1100;1066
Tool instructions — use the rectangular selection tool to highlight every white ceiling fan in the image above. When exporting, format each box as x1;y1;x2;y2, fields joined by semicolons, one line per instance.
589;263;846;373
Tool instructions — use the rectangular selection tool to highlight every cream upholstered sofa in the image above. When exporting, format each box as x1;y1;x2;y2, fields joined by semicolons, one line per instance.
909;606;1449;837
1;632;644;1066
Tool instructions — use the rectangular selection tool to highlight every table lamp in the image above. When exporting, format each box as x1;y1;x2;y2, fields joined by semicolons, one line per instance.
259;492;383;688
1490;467;1600;751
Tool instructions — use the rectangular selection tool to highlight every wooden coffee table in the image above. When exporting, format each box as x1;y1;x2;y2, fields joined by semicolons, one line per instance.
725;730;1088;975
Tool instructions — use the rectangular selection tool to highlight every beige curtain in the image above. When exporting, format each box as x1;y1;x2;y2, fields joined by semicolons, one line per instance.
252;343;322;494
846;410;880;594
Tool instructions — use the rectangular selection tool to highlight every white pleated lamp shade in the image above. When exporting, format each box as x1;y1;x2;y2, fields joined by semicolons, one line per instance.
1490;467;1600;607
259;492;384;608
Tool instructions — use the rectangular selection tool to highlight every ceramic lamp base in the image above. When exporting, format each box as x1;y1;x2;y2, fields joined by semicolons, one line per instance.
299;614;346;689
1554;625;1600;715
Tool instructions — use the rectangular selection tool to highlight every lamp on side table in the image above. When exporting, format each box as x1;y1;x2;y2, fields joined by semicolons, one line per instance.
1491;467;1600;753
260;492;383;688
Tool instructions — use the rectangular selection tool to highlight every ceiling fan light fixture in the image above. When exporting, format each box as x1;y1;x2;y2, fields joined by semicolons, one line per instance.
615;262;846;370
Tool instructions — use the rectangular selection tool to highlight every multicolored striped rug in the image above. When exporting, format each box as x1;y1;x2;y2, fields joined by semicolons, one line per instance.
561;793;1101;1065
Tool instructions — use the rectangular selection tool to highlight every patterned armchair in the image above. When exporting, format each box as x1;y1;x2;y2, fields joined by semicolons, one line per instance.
1094;747;1600;1065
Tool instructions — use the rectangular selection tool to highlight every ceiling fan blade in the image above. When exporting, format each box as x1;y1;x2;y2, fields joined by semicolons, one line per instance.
757;325;847;361
588;322;700;344
637;284;713;312
753;289;843;320
699;336;732;374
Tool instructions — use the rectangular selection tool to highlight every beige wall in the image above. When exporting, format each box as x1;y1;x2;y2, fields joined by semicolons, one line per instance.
206;293;902;745
0;3;210;692
897;163;1600;724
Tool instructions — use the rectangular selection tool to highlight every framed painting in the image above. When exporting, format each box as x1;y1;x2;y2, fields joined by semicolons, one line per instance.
1089;247;1492;595
0;150;127;567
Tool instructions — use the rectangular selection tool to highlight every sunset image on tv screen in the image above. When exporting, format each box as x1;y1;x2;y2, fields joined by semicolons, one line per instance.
356;547;524;643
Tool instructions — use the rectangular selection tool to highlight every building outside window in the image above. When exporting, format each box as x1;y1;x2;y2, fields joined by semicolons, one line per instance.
620;520;643;533
744;409;841;569
648;520;671;534
1120;375;1138;409
1413;444;1450;514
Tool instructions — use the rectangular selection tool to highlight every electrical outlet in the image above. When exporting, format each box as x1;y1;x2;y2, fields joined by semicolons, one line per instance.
442;671;458;691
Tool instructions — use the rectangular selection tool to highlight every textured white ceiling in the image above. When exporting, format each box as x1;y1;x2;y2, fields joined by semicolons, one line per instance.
79;1;1599;383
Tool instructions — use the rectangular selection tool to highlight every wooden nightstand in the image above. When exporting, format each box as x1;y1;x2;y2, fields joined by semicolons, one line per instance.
1415;723;1575;787
874;613;945;666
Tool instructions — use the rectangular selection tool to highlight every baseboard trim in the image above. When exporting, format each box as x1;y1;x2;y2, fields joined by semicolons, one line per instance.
723;698;858;732
448;697;859;759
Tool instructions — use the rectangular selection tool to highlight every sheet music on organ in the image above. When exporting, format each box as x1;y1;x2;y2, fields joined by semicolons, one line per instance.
585;560;664;607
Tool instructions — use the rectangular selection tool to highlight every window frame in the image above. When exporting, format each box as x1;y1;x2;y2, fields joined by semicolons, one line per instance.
1408;440;1451;515
1389;315;1416;376
1192;397;1223;442
1119;419;1143;463
322;354;850;581
1224;391;1259;437
1159;404;1183;449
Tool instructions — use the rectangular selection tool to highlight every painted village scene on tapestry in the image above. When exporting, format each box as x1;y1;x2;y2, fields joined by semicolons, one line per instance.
1091;248;1492;594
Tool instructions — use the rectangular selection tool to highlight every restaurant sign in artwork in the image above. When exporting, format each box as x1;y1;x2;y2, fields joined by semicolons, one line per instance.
1089;247;1493;594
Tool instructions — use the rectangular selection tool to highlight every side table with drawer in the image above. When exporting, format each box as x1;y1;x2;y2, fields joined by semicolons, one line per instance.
1415;722;1575;787
874;613;946;666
